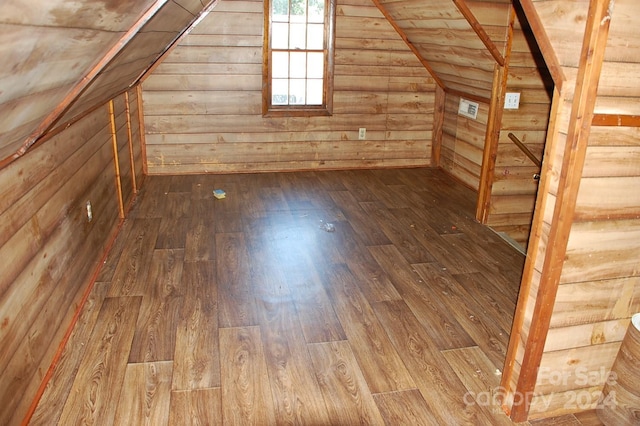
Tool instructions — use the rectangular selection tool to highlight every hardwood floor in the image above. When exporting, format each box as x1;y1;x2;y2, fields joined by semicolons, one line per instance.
31;168;601;425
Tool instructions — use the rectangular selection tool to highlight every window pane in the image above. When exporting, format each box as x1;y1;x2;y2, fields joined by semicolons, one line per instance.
266;0;333;111
272;52;289;78
307;24;324;50
307;79;323;105
307;52;323;78
272;79;289;105
290;0;306;22
272;0;289;18
272;23;289;49
289;23;306;50
289;79;306;104
308;0;324;23
290;52;306;78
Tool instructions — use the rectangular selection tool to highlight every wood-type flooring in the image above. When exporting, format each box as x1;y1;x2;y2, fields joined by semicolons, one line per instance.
31;168;602;425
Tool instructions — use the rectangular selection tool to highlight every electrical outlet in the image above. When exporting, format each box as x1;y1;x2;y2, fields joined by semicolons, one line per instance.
358;128;366;140
504;92;521;110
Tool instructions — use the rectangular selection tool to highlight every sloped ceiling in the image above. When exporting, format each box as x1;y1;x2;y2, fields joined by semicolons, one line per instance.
373;0;511;100
0;0;215;166
0;0;513;167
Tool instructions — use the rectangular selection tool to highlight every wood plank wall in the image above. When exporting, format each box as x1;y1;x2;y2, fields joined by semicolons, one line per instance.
440;94;489;190
503;0;640;420
486;6;553;248
142;0;436;174
0;89;144;425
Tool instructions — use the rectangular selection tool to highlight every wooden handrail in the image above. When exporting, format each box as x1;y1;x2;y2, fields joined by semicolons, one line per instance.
507;133;542;168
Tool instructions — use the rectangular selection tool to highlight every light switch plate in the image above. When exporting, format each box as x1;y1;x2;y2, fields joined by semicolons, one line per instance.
504;92;521;110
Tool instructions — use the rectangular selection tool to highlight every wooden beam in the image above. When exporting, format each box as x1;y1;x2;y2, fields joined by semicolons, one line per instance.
475;6;515;223
507;133;542;167
369;0;447;90
516;0;566;91
508;0;613;421
109;100;125;219
136;85;149;177
452;0;505;66
124;91;138;194
431;85;445;167
500;86;563;419
592;114;640;127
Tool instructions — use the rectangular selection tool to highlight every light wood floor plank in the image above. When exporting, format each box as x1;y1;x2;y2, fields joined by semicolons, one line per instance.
329;190;391;246
248;214;346;344
373;299;495;425
360;201;436;264
373;389;441;426
106;218;161;297
368;244;476;350
215;232;257;328
185;215;216;262
58;296;142;426
113;361;173;425
323;263;416;393
172;260;220;390
245;219;333;423
155;192;192;249
413;263;510;368
307;340;386;425
129;249;185;363
219;326;277;425
443;346;517;426
388;207;481;275
169;388;222;426
327;220;402;303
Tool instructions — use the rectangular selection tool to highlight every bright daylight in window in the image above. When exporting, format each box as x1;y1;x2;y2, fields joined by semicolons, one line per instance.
268;0;329;110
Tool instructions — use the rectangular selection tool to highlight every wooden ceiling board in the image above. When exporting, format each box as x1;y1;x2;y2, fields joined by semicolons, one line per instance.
604;0;640;62
0;0;157;31
0;25;119;105
376;0;508;97
416;45;496;72
0;0;218;167
401;28;494;49
529;0;588;68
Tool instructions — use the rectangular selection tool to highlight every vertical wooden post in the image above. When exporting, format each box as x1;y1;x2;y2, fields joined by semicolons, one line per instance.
504;0;613;421
475;6;515;223
431;85;445;167
124;91;138;194
136;84;149;176
109;100;125;219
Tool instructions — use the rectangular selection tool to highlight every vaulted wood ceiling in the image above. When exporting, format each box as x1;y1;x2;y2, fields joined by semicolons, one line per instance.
0;0;216;166
0;0;514;167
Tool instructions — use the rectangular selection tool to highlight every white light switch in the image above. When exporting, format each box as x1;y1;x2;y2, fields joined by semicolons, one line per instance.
504;92;520;110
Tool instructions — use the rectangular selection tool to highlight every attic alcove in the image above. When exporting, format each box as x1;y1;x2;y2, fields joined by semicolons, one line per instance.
1;0;639;424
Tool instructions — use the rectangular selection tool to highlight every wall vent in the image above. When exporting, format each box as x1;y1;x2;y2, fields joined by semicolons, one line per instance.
458;98;479;120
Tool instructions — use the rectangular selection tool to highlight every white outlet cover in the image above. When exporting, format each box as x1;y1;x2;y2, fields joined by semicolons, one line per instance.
504;92;520;110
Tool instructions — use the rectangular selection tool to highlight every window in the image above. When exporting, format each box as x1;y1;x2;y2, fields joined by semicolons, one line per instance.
263;0;335;116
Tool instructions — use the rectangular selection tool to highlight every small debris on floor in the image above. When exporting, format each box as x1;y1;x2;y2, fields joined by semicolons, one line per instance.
319;220;335;232
213;189;226;199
